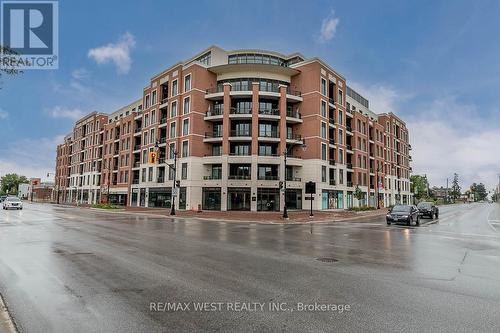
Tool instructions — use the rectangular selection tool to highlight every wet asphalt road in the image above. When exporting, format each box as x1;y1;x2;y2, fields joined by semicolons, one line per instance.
1;203;500;333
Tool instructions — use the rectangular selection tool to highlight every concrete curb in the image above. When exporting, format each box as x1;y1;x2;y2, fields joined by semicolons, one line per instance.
73;207;388;225
0;294;17;333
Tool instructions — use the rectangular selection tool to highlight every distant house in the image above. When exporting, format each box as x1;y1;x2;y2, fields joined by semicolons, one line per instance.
18;183;29;199
431;186;450;201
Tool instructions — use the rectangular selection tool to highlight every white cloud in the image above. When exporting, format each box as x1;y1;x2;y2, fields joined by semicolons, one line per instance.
71;68;90;80
0;135;65;179
88;32;136;74
349;83;500;190
0;108;8;119
45;106;85;120
318;10;340;43
405;96;500;190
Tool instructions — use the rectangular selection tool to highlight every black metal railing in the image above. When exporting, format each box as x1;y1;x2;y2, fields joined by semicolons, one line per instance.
228;175;251;180
258;108;279;116
230;107;252;115
230;130;251;137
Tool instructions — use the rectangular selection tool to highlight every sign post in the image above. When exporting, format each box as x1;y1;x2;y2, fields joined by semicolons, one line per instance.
305;181;316;217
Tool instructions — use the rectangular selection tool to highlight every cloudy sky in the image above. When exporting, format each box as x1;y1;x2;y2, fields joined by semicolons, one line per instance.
1;0;499;190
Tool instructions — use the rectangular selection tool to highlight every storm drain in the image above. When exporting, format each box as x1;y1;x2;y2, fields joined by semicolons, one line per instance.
315;257;338;263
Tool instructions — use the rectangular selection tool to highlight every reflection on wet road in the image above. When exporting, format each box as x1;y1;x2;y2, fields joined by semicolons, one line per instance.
1;203;500;332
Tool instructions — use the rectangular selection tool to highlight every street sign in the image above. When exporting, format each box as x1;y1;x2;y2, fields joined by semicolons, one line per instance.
305;181;316;194
172;188;178;196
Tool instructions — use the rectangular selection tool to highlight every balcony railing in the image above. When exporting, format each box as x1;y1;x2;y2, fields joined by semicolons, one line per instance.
329;159;336;166
259;131;279;138
230;107;252;115
328;97;335;104
346;163;353;169
206;86;224;94
346;126;352;132
258;175;279;180
157;177;165;183
286;134;302;141
229;152;251;156
203;175;222;180
286;110;301;119
286;177;302;182
346;144;353;150
286;88;302;96
228;175;251;180
206;108;223;117
160;117;167;124
259;152;279;157
133;144;141;151
159;137;167;143
205;132;223;138
135;128;142;133
347;181;353;187
258;108;279;116
329;138;335;145
132;179;139;184
230;130;251;137
329;179;336;186
133;161;140;168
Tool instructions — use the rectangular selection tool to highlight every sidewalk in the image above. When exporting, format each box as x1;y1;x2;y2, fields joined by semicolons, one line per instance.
119;207;389;224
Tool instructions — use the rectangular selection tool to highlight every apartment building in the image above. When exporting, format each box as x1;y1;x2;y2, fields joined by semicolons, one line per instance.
55;45;413;211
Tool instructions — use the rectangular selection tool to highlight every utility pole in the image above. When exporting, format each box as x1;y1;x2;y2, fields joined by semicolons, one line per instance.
445;178;449;204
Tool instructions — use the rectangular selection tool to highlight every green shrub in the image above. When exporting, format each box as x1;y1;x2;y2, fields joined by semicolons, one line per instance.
348;206;376;212
91;203;120;209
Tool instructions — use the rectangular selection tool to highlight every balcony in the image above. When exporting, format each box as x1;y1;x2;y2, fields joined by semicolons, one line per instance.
228;175;251;180
229;107;252;117
133;144;141;151
328;97;335;105
258;175;279;181
258;108;279;116
329;159;336;166
346;144;353;151
158;157;166;164
286;177;302;182
159;117;167;125
203;175;222;180
258;131;280;141
205;87;224;100
157;176;165;183
205;107;224;120
346;126;353;132
133;161;140;168
204;132;223;143
229;130;252;139
132;179;139;184
329;138;335;145
329;179;336;186
159;137;167;144
286;110;302;123
346;163;353;169
347;181;353;187
286;134;303;144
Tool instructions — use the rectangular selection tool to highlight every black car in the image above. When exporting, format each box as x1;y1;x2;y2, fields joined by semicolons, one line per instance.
417;201;439;219
386;205;420;226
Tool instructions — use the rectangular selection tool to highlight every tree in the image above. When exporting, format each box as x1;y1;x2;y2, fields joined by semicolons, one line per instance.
450;173;461;200
410;175;430;200
470;182;487;201
0;174;29;195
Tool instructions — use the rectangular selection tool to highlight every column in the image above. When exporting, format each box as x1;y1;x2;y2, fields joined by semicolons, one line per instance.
278;85;288;212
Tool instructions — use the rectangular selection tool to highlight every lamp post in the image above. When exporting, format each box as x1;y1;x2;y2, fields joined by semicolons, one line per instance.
282;138;307;219
47;172;59;204
375;165;382;209
157;141;177;216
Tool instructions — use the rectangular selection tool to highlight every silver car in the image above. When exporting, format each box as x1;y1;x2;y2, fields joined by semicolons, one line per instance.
3;197;23;210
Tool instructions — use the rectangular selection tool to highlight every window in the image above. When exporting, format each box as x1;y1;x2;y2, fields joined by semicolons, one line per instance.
145;95;150;108
338;129;343;144
182;119;189;136
183;97;190;114
338;149;344;164
321;122;327;139
151;110;156;123
148;167;153;182
322;166;327;182
338;90;343;105
141;168;146;182
150;129;155;144
143;132;148;145
152;90;157;105
182;141;188;157
171;101;177;117
321;143;327;160
320;78;327;95
321;100;326;117
144;114;149;127
169;143;176;159
184;74;191;92
338;111;343;125
181;163;188;179
170;122;176;139
212;144;222;156
172;80;178;96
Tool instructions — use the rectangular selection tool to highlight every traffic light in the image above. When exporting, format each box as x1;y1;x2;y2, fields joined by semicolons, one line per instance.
149;151;157;164
176;180;180;187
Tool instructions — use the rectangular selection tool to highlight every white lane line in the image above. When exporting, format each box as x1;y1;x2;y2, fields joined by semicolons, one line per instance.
487;209;500;232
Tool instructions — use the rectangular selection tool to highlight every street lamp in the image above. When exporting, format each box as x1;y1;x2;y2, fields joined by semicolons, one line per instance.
156;141;177;216
282;138;307;219
375;165;383;209
47;172;59;204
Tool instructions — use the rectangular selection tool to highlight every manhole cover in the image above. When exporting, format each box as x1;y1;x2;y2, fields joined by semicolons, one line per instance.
316;257;338;263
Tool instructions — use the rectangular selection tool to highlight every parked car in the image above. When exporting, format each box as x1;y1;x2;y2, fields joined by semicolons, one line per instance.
417;201;439;219
0;195;7;203
386;205;420;226
3;197;23;210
